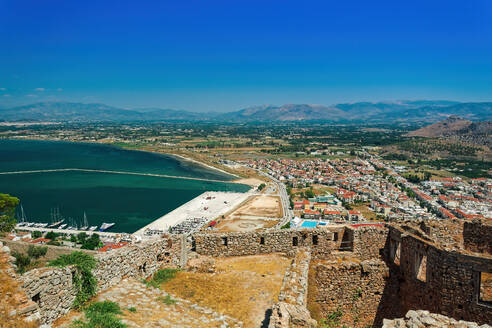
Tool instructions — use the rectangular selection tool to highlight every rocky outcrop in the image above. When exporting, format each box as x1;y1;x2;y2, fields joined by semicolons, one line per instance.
383;310;492;328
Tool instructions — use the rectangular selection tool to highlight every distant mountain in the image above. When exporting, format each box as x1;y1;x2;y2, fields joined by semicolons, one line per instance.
0;102;202;122
407;115;492;147
0;100;491;123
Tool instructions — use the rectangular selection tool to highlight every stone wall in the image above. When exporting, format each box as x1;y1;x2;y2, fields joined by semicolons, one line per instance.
351;226;388;260
387;225;492;326
94;235;183;290
17;234;184;324
269;248;316;328
3;239;97;261
307;258;397;328
20;266;76;324
195;228;343;259
463;219;492;255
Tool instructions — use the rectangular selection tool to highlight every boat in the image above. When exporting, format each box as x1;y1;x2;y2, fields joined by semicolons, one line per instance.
99;222;115;231
37;223;48;228
88;226;98;231
80;212;89;230
48;207;65;228
58;224;67;229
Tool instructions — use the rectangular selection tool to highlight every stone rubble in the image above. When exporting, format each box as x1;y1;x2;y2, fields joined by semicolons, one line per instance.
383;310;492;328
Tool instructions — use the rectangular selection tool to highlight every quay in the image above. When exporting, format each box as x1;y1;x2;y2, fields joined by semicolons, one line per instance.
133;191;252;237
16;225;122;239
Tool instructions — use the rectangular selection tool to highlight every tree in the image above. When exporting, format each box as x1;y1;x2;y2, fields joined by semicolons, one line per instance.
27;245;48;259
305;187;315;199
81;234;102;250
31;230;42;239
45;231;59;240
77;232;88;244
0;193;20;232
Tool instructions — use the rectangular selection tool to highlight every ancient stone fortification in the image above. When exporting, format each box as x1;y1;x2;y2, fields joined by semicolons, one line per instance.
11;220;492;327
387;224;492;325
196;223;492;327
463;219;492;255
194;228;344;259
18;234;183;324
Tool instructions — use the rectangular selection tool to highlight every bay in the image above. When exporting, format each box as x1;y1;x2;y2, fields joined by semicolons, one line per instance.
0;139;249;233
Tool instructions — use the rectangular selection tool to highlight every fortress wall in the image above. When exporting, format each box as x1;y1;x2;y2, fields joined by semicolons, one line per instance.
307;258;396;328
194;229;340;258
94;234;183;290
463;219;492;255
19;234;184;324
388;226;492;325
20;266;76;324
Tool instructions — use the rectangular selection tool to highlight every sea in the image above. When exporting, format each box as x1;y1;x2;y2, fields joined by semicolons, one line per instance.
0;139;249;233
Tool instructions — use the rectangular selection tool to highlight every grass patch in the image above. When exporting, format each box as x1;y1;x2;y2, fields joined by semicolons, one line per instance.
145;268;179;288
127;307;137;312
72;301;126;328
157;295;177;305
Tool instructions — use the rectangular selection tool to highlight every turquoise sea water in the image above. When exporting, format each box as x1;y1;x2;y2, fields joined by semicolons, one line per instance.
0;139;249;233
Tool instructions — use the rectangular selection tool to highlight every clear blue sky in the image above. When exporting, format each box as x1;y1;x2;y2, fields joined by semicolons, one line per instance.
0;0;491;112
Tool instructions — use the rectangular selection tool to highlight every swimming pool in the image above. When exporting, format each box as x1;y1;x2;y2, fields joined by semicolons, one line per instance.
301;220;318;228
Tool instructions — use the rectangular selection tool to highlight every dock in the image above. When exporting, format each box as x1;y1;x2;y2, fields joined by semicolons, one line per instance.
16;225;122;238
133;191;251;237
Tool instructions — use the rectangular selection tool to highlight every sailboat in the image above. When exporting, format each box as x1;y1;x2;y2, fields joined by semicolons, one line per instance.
17;204;27;226
80;212;89;231
48;207;64;228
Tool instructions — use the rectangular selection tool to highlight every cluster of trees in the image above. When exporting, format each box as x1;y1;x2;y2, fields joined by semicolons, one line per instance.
71;232;103;250
398;140;480;157
12;245;48;273
0;193;19;233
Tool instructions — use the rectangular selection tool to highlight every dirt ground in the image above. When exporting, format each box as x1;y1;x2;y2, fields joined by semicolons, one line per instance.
215;218;278;232
162;254;291;328
231;195;283;218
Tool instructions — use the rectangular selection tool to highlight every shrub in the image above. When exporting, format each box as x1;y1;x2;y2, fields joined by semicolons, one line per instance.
31;230;42;239
127;307;136;312
146;268;179;288
12;251;31;274
27;245;47;259
72;301;126;328
45;231;58;240
280;222;290;229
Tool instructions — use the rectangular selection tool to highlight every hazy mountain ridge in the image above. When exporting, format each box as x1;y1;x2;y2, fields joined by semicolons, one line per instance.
0;100;491;123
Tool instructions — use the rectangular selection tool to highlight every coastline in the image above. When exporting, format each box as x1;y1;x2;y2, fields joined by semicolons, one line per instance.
165;153;240;179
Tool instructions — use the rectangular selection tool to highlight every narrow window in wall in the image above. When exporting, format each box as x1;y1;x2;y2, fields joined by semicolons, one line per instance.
312;235;318;245
31;292;40;304
416;253;427;282
222;237;228;246
390;239;401;265
479;272;492;305
260;237;265;245
293;236;298;246
333;232;338;241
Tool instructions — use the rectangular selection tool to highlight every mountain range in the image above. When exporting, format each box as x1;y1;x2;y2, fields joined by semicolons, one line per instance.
0;100;491;123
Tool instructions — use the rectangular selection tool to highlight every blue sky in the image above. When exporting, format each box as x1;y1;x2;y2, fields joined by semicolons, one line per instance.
0;0;491;112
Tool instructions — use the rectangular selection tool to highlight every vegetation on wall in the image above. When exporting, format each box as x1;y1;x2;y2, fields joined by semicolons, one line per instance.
49;251;97;309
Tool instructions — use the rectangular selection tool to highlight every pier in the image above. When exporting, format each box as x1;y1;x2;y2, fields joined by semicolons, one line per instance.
0;168;238;184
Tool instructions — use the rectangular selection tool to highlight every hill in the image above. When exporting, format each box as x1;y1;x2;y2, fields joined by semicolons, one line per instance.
407;115;492;147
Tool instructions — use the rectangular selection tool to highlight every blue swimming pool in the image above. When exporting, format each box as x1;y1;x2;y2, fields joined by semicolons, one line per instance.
301;220;318;228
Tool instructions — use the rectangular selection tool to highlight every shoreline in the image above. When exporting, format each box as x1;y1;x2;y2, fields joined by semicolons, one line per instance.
165;153;240;179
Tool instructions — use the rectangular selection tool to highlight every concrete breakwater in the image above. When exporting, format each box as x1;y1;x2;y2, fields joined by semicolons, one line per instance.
0;167;236;184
